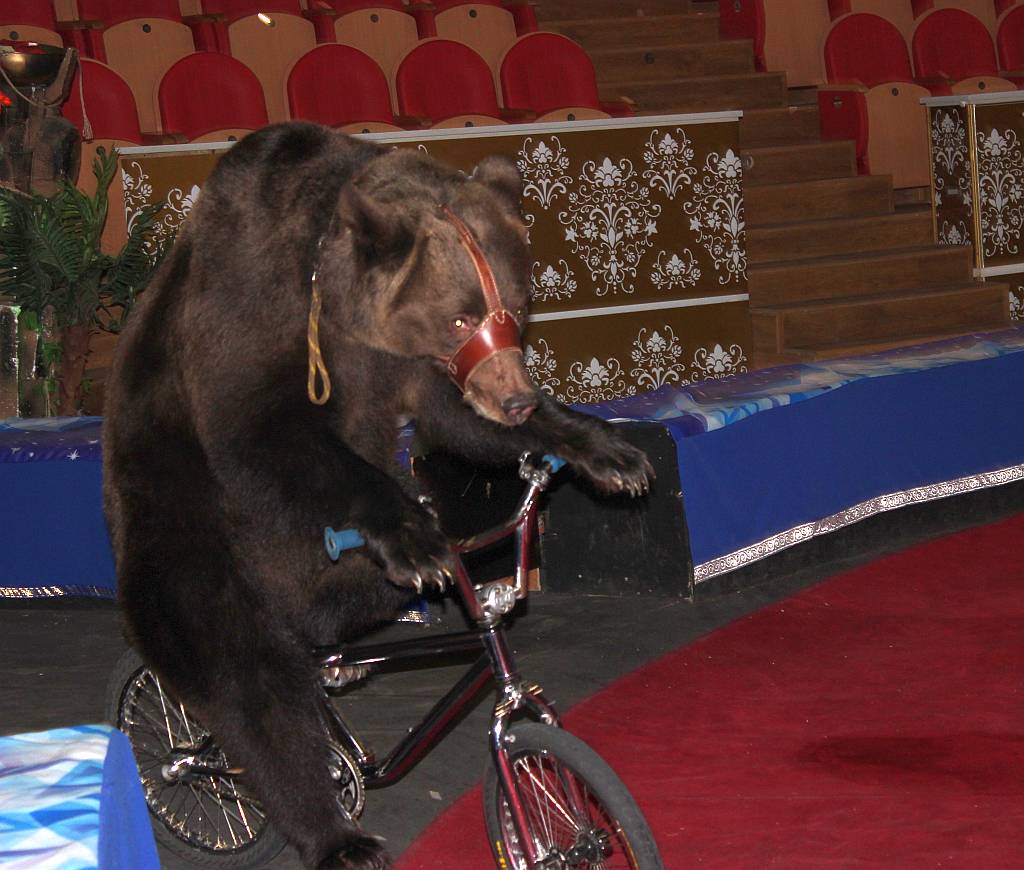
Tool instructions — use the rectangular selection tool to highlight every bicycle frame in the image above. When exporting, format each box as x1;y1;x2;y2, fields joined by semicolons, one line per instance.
315;454;564;868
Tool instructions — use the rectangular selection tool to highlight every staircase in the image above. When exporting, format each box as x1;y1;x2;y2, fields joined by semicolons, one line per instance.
538;0;1011;367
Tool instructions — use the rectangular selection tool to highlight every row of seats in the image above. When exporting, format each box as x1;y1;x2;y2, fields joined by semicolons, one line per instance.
5;2;545;134
57;32;628;147
817;7;1024;189
721;0;1023;87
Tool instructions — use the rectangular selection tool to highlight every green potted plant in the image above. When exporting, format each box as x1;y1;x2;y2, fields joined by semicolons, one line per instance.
0;146;167;415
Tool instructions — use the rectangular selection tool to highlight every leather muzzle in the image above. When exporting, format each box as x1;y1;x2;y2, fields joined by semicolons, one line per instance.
439;205;522;393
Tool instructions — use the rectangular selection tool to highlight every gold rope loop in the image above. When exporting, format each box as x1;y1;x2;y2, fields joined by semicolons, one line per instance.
306;267;331;405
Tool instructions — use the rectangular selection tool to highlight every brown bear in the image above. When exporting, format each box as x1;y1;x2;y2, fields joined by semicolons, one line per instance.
103;121;653;868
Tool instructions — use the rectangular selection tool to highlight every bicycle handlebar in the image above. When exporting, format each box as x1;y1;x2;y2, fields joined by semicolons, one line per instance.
324;454;565;562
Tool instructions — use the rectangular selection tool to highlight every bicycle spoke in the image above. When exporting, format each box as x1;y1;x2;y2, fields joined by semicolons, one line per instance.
120;665;273;854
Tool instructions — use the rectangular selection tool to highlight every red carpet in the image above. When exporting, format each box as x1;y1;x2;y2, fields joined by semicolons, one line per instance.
395;513;1024;868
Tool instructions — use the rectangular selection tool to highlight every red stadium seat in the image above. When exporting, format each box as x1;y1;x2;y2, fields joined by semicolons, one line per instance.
158;52;268;141
71;1;197;135
287;43;401;132
827;1;914;35
432;1;522;74
997;4;1024;70
395;39;505;127
500;32;633;121
431;0;537;35
912;0;997;34
997;0;1020;15
333;2;422;103
197;1;322;123
718;0;829;85
824;12;915;86
818;14;931;188
62;58;146;144
76;0;185;27
331;0;434;37
2;0;97;57
912;8;1022;91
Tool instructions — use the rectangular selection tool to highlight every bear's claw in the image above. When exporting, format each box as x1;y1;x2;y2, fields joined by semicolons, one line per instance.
371;501;454;594
574;438;656;498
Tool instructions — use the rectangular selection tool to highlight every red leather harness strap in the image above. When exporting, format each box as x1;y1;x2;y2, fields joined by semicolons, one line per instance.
439;205;522;392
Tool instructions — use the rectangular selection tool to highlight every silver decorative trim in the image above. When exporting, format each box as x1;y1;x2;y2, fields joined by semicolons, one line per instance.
0;584;116;600
527;293;749;323
117;111;746;156
693;463;1024;583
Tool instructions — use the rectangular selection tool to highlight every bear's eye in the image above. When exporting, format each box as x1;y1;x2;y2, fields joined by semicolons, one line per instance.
451;316;475;332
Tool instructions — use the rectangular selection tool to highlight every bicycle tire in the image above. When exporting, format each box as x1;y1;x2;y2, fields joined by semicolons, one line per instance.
104;647;289;869
483;722;663;869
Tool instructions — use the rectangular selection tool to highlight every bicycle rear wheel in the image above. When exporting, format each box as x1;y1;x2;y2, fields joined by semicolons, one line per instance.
105;647;288;868
483;722;663;869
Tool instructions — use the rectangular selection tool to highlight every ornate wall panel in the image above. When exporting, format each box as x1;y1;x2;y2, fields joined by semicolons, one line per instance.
929;105;973;250
926;93;1024;320
118;114;751;398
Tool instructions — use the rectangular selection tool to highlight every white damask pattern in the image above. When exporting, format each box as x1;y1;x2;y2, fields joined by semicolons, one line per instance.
558;355;636;404
692;343;747;379
630;326;690;391
121;160;197;257
932;110;968;177
977;127;1024;259
523;339;561;395
531;260;578;303
683;149;746;285
517;137;572;209
558;157;661;296
931;110;972;214
650;249;701;290
642;129;697;199
938;219;971;247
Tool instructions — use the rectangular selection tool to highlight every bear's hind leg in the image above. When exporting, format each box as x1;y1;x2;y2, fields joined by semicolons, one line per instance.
192;650;389;869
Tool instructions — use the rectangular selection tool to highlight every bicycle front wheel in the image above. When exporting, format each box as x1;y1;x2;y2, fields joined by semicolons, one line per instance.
484;722;663;869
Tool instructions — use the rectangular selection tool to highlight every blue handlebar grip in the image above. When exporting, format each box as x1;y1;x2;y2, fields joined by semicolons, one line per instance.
324;527;366;561
542;455;567;473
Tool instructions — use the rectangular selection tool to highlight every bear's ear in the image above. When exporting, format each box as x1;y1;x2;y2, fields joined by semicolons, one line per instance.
472;156;523;213
337;183;413;262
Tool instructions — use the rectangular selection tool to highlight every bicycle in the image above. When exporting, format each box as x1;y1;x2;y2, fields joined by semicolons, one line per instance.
106;453;664;869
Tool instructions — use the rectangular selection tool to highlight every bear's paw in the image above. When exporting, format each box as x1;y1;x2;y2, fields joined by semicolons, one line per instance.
318;834;390;869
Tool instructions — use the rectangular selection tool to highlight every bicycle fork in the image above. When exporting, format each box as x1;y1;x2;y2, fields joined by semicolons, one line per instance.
482;624;563;869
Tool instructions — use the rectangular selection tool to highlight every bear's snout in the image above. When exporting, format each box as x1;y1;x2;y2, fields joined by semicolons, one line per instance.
501;393;537;425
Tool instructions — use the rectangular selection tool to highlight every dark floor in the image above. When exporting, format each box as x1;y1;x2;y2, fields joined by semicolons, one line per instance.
3;483;1023;868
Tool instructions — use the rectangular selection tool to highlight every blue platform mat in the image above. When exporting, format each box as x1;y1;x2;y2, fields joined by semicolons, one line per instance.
580;327;1024;582
3;327;1023;595
0;724;160;870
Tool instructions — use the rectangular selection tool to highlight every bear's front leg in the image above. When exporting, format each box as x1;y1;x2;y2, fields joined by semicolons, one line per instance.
415;384;655;498
525;397;656;497
223;409;454;593
353;487;453;592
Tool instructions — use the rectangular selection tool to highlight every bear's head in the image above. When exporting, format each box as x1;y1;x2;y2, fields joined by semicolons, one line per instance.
322;149;538;427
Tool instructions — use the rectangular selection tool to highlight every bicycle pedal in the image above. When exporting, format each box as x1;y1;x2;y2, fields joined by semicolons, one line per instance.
320;664;371;689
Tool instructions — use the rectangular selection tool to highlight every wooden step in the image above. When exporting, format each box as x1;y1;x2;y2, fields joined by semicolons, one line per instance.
746;209;936;264
748;246;973;307
740;106;821;148
591;41;754;84
751;282;1011;350
536;0;694;21
745;175;893;225
753;325;1015;367
742;140;856;185
607;72;787;114
546;14;720;49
